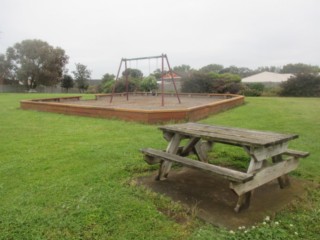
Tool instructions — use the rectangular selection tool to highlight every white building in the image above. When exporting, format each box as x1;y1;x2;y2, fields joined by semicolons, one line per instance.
242;71;294;83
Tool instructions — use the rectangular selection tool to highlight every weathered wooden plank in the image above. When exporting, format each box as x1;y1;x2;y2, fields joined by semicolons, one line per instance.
230;157;299;195
143;154;162;165
284;149;310;158
246;157;265;173
159;123;298;147
163;132;174;142
141;148;254;183
248;143;289;162
157;133;182;180
164;123;297;140
194;140;213;163
272;155;289;188
180;137;200;156
234;192;251;213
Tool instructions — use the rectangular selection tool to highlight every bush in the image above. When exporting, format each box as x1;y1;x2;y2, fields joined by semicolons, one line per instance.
102;80;115;93
181;71;242;94
280;74;320;97
107;78;140;93
242;87;262;96
181;72;213;93
86;85;101;94
242;83;265;96
261;86;282;96
140;76;158;92
247;83;265;92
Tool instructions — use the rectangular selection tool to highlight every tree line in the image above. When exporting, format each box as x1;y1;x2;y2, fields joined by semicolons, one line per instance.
1;39;319;96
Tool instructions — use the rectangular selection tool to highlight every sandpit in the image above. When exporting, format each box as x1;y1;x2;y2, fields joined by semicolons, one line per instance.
20;92;244;124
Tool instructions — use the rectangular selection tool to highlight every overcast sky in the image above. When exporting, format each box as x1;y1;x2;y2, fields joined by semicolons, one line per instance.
1;0;320;79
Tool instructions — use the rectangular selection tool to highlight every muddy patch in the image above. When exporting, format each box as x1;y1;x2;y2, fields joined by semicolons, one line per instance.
138;167;309;229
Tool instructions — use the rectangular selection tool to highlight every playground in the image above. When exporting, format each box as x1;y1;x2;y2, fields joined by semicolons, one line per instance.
1;94;320;239
20;93;244;123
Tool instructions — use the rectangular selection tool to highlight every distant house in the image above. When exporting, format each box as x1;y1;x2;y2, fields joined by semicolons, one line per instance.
162;72;182;81
157;72;182;92
242;72;294;84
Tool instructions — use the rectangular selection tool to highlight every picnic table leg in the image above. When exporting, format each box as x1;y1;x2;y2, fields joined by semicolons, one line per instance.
233;151;267;212
194;140;213;163
234;192;251;213
272;155;290;188
156;133;182;181
179;137;200;156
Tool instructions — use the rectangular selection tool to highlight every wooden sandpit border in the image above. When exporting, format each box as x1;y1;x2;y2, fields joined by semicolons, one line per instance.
20;93;244;124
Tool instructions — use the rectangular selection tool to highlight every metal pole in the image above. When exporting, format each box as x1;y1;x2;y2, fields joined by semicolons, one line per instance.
124;55;163;61
165;55;181;104
110;58;123;103
125;60;129;101
161;54;164;106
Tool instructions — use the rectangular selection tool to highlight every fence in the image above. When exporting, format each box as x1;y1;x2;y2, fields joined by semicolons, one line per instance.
0;84;80;93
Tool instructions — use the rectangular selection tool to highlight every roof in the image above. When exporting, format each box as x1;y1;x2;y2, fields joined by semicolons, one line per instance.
242;72;294;83
162;72;182;79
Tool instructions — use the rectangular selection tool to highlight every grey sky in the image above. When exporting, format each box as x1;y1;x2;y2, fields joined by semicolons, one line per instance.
1;0;319;79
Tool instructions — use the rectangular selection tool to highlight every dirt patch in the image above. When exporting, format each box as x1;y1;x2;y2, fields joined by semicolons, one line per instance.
138;167;309;229
67;95;224;110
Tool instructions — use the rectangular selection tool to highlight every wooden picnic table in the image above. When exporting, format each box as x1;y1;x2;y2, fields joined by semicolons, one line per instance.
141;122;309;212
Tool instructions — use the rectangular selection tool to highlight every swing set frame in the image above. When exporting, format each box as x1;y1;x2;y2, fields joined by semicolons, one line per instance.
110;54;181;106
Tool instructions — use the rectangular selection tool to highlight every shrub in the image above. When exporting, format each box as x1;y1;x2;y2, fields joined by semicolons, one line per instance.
140;76;158;92
101;80;114;93
280;74;320;97
242;83;265;96
261;86;282;96
181;71;242;94
181;72;213;93
247;83;265;92
108;78;140;93
86;85;101;94
242;87;262;96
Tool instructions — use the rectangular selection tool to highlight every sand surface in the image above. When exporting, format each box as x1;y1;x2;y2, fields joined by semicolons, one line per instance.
67;95;224;110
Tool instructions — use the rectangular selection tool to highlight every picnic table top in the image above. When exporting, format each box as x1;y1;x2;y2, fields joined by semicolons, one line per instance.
159;122;298;148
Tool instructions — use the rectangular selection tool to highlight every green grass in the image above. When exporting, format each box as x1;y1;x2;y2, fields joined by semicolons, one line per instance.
0;94;319;239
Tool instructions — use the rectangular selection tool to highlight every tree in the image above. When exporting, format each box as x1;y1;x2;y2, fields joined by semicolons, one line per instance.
101;73;115;83
208;72;241;83
199;64;224;73
254;66;280;73
173;64;192;77
181;72;214;93
280;74;320;97
72;63;91;93
61;74;74;93
140;76;158;92
181;71;242;94
210;73;242;94
219;65;253;78
100;73;115;93
281;63;320;75
111;79;138;93
151;69;162;79
102;80;115;93
3;39;68;90
122;68;143;78
0;52;15;83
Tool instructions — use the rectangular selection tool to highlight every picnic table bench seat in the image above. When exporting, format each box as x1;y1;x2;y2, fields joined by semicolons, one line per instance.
283;149;310;158
141;148;254;183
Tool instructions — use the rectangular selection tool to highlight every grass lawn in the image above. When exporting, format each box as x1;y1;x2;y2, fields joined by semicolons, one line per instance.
0;94;319;239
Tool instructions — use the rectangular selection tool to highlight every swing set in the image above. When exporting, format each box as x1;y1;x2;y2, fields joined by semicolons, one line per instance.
109;54;181;106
